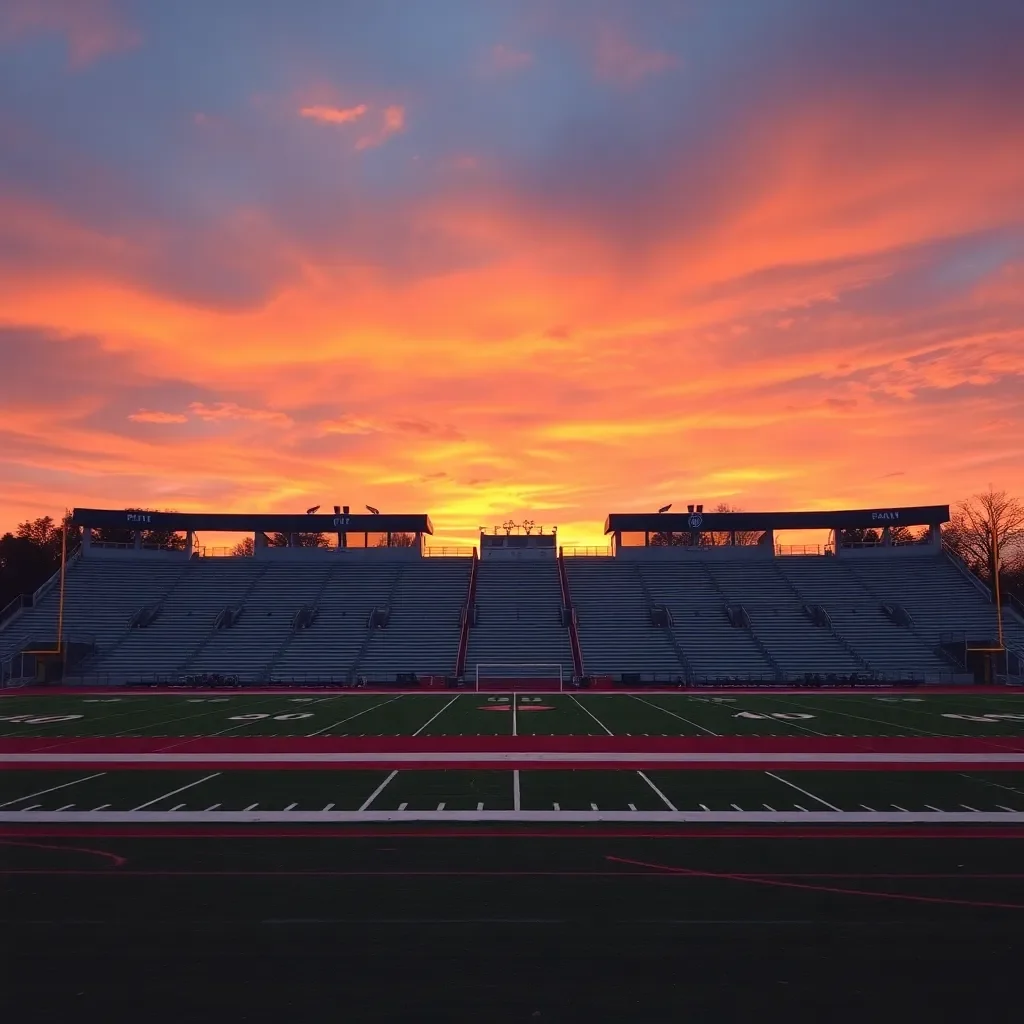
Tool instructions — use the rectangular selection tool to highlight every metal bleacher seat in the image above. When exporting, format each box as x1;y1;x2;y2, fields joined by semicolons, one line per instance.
705;560;864;678
356;557;470;679
270;561;403;683
776;556;951;677
466;560;573;676
565;558;685;678
638;561;775;680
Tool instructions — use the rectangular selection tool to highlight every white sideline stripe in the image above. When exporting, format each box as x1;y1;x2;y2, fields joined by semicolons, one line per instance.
411;695;461;737
6;810;1024;824
8;751;1024;766
763;771;842;812
130;772;221;811
566;693;613;736
0;771;106;809
305;695;405;738
359;770;398;811
637;770;677;811
627;694;720;736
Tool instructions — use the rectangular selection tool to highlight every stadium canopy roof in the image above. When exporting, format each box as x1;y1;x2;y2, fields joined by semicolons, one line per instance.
604;504;949;535
71;508;434;535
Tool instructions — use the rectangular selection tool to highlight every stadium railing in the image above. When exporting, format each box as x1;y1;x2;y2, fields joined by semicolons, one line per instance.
775;544;828;556
423;547;475;556
562;546;613;557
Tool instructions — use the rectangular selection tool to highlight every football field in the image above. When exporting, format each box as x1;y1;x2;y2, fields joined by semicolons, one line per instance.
3;688;1024;822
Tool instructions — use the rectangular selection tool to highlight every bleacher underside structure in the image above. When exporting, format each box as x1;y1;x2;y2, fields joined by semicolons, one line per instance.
2;502;1022;689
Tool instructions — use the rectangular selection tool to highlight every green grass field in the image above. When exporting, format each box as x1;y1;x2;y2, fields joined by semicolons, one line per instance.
4;689;1024;738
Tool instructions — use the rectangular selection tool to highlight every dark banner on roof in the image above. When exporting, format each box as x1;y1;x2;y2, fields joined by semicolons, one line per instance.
604;505;949;535
71;508;433;534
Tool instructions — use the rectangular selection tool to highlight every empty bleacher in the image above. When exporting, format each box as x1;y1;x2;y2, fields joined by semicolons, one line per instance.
356;557;470;679
466;560;573;677
637;561;775;680
566;558;684;678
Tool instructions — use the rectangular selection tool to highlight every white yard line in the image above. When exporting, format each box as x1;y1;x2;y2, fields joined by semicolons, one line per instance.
358;770;399;811
513;769;521;811
411;695;461;737
627;694;720;736
763;770;842;812
305;695;405;738
512;692;517;737
567;693;614;736
130;772;222;811
0;771;107;809
636;770;677;811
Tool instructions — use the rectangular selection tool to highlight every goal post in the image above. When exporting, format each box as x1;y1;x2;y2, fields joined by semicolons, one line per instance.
474;663;565;692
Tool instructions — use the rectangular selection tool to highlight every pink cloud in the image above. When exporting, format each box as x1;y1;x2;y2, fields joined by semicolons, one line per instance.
356;105;406;150
186;402;292;427
128;409;188;424
0;0;139;68
593;24;676;84
299;103;369;126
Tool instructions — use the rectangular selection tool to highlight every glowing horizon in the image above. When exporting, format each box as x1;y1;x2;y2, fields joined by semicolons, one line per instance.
1;1;1023;549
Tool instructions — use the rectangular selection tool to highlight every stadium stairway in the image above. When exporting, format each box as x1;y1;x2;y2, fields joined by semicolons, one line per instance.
270;561;404;683
564;558;687;680
705;560;866;679
637;561;777;681
465;560;574;681
355;556;470;680
776;556;952;678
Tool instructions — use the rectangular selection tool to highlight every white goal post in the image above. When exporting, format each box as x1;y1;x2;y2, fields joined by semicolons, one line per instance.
474;663;564;691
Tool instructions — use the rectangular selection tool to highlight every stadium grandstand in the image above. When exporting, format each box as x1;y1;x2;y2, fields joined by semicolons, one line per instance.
2;502;1022;689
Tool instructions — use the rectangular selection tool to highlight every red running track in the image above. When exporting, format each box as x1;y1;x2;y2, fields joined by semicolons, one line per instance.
3;734;1024;770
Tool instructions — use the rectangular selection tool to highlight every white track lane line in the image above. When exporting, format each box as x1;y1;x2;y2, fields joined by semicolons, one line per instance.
411;694;461;737
0;772;107;809
763;770;842;812
130;772;222;811
359;770;398;811
567;693;614;736
636;770;677;811
627;694;720;736
306;695;405;738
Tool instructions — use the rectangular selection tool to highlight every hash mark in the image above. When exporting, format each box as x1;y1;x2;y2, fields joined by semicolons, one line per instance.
860;804;876;811
628;803;637;811
284;803;298;811
553;802;560;811
925;805;943;812
21;804;41;811
998;805;1016;812
204;804;220;811
891;805;909;812
171;803;185;811
437;802;446;811
763;804;775;811
794;804;808;812
244;803;258;811
699;803;710;811
55;804;74;811
90;804;110;811
323;803;335;811
590;802;599;811
730;803;743;811
398;802;408;811
476;802;484;811
960;804;980;812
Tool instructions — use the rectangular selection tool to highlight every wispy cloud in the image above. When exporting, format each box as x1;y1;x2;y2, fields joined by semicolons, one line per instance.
128;409;188;424
592;24;676;84
356;105;406;150
298;103;368;126
0;0;139;68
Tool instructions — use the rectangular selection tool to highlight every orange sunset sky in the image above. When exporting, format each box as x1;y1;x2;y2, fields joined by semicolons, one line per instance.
1;0;1023;549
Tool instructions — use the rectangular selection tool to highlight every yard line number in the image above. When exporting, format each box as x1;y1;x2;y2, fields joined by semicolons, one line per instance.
226;713;315;721
732;712;816;720
0;714;84;724
941;713;1024;722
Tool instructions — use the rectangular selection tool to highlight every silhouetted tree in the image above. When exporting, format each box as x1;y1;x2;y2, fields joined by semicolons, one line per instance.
269;532;329;548
942;488;1024;601
231;537;255;557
